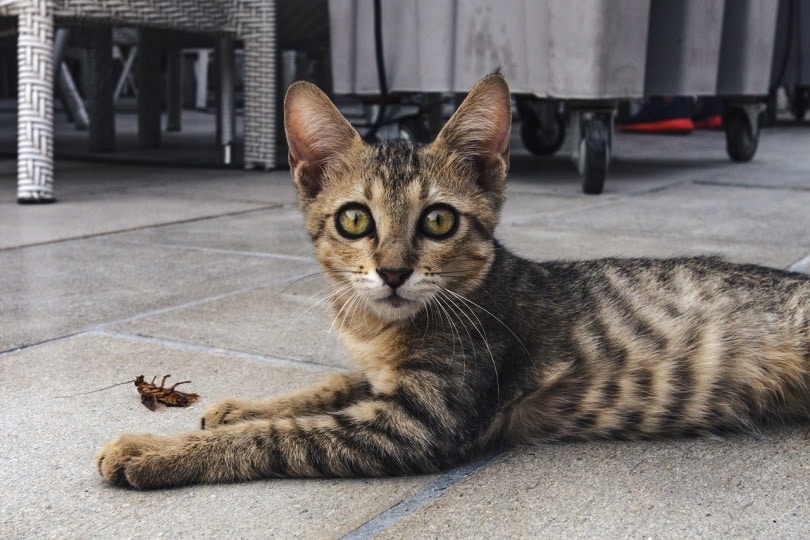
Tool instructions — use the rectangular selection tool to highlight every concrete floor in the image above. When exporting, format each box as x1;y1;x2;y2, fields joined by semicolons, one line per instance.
1;118;809;538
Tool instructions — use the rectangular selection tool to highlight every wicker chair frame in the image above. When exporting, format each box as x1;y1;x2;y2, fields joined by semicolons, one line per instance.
1;0;277;203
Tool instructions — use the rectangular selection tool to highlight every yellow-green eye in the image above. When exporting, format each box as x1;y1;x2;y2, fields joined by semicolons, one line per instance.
420;205;458;239
336;205;374;239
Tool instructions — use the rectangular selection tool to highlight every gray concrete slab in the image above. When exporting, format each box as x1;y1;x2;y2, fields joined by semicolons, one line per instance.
511;182;810;248
107;204;314;260
111;277;353;368
0;333;431;539
378;433;810;539
0;164;297;249
1;116;809;539
498;227;808;270
0;238;316;352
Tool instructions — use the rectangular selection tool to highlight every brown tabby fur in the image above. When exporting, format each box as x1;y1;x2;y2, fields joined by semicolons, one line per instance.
97;74;810;489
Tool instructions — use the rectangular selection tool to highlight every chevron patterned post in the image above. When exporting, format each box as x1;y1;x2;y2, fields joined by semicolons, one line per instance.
17;0;54;203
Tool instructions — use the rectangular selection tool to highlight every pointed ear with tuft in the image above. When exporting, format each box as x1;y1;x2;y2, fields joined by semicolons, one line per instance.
432;73;512;196
284;81;362;201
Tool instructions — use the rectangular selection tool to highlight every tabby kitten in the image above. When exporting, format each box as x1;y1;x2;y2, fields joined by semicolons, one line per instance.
97;74;810;489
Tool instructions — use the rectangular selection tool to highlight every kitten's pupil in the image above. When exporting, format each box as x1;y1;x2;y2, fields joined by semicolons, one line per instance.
336;205;374;239
420;205;458;239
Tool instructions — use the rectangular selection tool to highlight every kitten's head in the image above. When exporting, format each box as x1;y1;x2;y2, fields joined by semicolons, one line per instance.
284;74;511;322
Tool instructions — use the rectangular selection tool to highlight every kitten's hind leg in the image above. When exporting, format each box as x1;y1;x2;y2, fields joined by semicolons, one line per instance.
200;372;371;429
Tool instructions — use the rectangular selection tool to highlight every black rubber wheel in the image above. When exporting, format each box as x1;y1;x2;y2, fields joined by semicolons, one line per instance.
723;107;759;163
517;98;566;156
789;86;809;122
580;116;609;195
763;89;778;127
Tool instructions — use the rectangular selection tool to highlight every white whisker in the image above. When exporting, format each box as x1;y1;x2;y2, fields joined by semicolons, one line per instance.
439;288;500;404
430;292;466;381
277;281;353;344
329;289;361;337
444;287;532;363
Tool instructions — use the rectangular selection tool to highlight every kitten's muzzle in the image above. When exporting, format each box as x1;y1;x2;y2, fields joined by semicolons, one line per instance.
377;267;413;289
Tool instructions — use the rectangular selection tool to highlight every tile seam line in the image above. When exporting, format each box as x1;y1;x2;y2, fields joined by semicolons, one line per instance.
693;179;810;192
0;204;283;253
341;451;503;540
0;271;318;358
103;238;317;263
507;224;810;253
788;253;810;272
501;196;629;222
503;177;799;226
0;326;341;373
92;272;319;329
86;329;342;373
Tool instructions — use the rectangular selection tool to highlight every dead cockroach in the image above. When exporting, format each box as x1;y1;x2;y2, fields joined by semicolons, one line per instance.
135;375;199;411
56;373;199;411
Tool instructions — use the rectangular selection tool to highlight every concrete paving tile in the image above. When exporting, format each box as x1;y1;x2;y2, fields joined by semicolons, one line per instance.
135;168;299;207
507;128;732;196
612;128;810;192
500;181;617;223
509;126;810;195
509;181;810;248
496;228;808;271
1;107;809;540
686;128;810;191
0;333;432;539
111;275;352;368
611;129;755;171
379;434;810;539
0;239;317;352
0;195;272;250
1;164;299;249
108;204;315;260
504;152;691;198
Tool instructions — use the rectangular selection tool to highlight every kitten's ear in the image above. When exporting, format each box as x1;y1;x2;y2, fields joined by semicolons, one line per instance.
284;81;362;200
433;74;512;193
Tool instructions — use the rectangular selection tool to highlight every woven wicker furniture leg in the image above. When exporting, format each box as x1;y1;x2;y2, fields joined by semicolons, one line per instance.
16;0;55;203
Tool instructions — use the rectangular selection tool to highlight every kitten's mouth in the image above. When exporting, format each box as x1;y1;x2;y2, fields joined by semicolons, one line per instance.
378;292;412;308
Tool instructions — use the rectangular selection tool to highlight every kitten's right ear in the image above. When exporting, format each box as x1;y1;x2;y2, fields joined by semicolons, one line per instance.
284;82;362;200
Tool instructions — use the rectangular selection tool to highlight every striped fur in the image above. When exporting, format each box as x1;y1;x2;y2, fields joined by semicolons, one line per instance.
97;75;809;490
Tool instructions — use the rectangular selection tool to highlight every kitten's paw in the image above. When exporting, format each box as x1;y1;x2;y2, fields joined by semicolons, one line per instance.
95;433;165;489
200;398;255;429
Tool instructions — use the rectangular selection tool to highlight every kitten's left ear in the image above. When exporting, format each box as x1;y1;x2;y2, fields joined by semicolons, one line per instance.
433;74;512;194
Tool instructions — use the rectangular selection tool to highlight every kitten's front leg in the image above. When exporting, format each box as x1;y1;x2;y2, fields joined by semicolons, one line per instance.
200;372;370;429
97;428;260;489
98;380;475;489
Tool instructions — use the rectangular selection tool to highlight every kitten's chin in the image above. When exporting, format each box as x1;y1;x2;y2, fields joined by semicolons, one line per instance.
368;294;423;322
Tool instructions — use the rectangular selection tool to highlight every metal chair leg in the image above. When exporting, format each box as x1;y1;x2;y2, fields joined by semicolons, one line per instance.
215;36;235;165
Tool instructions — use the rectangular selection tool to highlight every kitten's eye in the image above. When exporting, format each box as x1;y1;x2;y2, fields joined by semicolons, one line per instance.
420;205;458;239
336;204;374;239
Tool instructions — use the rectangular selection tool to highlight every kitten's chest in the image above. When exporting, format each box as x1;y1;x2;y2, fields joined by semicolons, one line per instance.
340;324;408;394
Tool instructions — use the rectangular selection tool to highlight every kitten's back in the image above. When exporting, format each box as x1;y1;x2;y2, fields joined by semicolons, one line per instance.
485;250;810;442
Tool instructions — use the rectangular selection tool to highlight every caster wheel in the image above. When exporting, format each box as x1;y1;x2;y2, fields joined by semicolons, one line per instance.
578;115;609;195
723;107;759;162
517;98;566;156
789;86;808;122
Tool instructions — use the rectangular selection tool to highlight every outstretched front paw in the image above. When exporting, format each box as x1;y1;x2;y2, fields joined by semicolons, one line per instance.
200;398;256;429
96;433;166;489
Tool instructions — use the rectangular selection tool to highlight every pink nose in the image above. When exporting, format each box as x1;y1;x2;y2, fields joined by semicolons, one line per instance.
377;268;413;289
